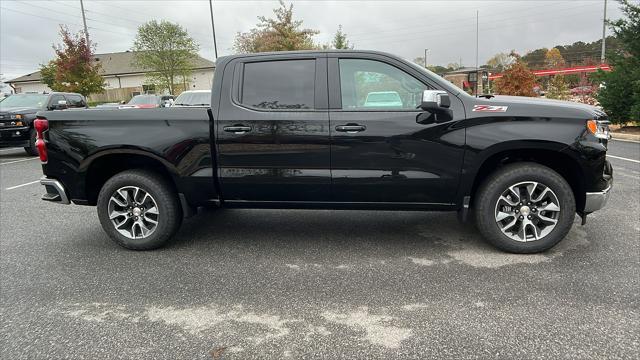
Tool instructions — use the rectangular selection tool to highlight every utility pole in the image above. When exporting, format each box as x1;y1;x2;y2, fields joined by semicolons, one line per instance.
475;10;479;97
601;0;607;63
209;0;219;59
424;49;428;68
79;0;89;45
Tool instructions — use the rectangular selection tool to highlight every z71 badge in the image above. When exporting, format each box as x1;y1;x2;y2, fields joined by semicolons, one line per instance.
472;105;508;112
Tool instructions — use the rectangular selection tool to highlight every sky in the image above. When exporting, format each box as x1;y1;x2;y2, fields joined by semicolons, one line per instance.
0;0;625;83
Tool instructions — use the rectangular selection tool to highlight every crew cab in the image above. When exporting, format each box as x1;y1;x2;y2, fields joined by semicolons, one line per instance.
35;50;613;253
0;92;86;155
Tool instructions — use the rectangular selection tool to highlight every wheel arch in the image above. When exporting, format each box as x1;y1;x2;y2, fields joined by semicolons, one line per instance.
463;142;586;212
81;149;179;206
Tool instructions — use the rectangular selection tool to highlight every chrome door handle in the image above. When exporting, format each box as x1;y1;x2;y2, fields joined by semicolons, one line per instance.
335;124;366;133
223;125;252;134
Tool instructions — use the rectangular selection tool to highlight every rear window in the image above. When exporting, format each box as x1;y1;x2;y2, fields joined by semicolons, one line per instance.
66;94;86;108
174;91;211;106
129;95;158;105
241;60;315;110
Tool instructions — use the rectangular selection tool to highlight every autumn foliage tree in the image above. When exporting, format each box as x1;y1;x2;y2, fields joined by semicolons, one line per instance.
233;1;318;53
545;48;566;69
493;53;538;97
40;26;104;96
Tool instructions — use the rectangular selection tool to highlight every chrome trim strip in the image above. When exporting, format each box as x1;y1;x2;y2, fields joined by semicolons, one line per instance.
40;177;70;204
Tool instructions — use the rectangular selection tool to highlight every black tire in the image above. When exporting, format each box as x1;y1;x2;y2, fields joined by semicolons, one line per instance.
474;162;576;253
97;170;182;250
24;129;38;156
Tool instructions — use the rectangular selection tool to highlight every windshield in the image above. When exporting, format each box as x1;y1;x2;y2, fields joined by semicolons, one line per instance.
173;91;211;106
128;95;158;105
0;94;49;109
404;60;467;96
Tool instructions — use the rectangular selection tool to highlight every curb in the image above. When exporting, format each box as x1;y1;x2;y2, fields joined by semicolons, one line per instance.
611;132;640;142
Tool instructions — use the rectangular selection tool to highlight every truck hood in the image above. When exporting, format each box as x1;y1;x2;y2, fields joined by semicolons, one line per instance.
0;106;40;115
469;95;607;120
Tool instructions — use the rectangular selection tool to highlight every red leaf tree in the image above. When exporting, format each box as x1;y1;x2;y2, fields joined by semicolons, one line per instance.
494;52;538;97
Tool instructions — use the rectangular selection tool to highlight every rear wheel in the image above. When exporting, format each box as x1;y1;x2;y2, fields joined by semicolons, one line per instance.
97;170;182;250
474;163;576;253
24;129;38;156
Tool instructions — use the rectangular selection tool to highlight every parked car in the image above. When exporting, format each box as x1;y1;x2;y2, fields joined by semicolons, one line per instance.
0;92;86;155
172;90;211;107
363;91;404;108
120;94;174;109
95;102;124;109
35;50;612;253
570;86;595;96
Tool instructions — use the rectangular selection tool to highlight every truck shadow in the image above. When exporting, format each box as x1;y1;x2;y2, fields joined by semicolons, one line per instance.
168;208;589;264
172;208;480;251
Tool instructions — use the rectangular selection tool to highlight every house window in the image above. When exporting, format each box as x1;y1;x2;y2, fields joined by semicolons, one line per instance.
142;84;156;94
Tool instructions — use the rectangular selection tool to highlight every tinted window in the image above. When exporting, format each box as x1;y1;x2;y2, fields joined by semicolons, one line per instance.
66;94;86;108
174;91;211;106
339;59;428;110
49;95;66;109
241;60;315;110
129;95;159;105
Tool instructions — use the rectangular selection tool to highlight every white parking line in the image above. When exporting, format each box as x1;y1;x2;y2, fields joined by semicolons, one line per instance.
611;138;640;144
607;155;640;164
0;147;21;153
0;157;39;165
5;180;40;190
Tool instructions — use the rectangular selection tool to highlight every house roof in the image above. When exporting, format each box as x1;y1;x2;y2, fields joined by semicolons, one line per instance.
8;51;215;83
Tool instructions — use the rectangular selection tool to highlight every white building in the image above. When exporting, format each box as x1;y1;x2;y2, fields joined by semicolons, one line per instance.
7;51;215;102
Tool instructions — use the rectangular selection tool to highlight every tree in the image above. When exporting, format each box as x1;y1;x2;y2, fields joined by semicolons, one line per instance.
486;52;515;72
544;48;566;69
233;1;318;53
593;0;640;124
546;75;570;100
493;52;538;97
332;25;352;49
39;26;104;96
132;20;199;95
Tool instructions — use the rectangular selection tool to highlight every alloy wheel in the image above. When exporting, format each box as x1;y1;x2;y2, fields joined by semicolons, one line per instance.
494;181;561;242
107;186;159;240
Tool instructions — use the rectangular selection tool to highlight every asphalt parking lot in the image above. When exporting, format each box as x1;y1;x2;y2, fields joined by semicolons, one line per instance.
1;140;638;359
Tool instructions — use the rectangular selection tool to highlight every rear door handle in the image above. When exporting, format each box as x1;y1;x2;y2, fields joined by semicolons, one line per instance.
335;124;366;133
223;125;252;134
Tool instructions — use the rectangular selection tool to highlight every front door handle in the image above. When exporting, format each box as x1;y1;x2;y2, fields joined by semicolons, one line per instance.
223;125;252;134
335;124;366;133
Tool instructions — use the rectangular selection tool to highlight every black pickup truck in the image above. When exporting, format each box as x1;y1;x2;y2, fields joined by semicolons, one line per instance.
35;50;613;253
0;92;87;155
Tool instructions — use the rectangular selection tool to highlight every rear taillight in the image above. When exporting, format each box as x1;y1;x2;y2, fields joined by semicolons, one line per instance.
34;117;49;163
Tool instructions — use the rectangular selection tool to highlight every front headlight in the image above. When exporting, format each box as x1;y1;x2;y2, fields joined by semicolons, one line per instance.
10;114;23;120
586;119;610;140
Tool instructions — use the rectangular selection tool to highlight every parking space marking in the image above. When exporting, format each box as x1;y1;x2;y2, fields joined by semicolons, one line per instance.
607;155;640;164
0;158;39;165
5;180;40;190
0;147;21;153
611;138;640;144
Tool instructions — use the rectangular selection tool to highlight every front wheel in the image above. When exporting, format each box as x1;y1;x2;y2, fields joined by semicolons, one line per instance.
474;163;576;253
97;170;182;250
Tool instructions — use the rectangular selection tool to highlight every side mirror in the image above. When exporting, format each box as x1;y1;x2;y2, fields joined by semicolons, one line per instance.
417;90;453;124
420;90;450;111
50;100;68;110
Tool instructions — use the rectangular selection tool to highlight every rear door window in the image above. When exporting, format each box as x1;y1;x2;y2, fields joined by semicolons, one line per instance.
65;94;86;108
241;60;315;110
